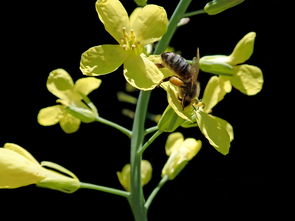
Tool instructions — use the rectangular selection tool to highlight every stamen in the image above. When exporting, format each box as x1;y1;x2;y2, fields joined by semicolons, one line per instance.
122;44;128;50
122;27;128;38
130;29;136;40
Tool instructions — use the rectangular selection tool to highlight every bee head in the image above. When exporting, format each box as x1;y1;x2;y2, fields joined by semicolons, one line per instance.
182;95;192;109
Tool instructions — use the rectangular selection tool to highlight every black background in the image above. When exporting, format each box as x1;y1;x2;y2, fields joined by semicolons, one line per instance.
0;0;289;220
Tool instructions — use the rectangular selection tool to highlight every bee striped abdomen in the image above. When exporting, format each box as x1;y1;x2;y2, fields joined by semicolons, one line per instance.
161;52;191;79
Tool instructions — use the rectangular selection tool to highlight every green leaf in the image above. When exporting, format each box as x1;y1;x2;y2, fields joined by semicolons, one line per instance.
196;111;231;155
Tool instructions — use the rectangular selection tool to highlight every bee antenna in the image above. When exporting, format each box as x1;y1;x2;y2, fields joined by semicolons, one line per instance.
196;48;200;60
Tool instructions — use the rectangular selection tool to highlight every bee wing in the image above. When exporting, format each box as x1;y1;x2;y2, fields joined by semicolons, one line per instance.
196;81;201;98
191;48;200;82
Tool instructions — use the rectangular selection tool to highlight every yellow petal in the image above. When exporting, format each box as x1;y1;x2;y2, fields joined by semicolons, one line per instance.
181;138;202;160
74;77;102;96
38;105;64;126
96;0;130;43
162;138;201;180
59;112;81;134
196;111;230;155
47;69;74;100
228;32;256;65
117;164;131;191
230;64;263;95
124;53;164;90
202;76;232;113
130;5;168;45
141;160;152;186
0;147;45;188
4;143;39;164
165;132;184;156
80;44;126;76
163;82;195;121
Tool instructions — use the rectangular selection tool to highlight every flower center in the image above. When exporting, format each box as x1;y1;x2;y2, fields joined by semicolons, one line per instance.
120;27;142;54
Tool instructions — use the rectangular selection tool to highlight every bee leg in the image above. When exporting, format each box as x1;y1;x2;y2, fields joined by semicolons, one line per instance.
169;76;185;87
158;76;185;88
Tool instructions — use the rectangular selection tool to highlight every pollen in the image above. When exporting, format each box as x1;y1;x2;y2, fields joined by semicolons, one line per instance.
120;27;142;54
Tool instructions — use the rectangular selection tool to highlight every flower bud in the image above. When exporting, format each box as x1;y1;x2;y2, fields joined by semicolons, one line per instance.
117;160;152;191
65;105;98;123
134;0;147;7
0;143;80;193
162;133;202;180
199;55;234;75
204;0;245;15
36;161;80;193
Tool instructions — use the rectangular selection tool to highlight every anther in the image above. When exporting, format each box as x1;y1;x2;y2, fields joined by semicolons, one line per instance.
131;44;136;50
122;27;128;38
122;44;128;50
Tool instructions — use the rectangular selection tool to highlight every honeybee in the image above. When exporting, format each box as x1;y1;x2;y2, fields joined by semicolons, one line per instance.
159;49;200;109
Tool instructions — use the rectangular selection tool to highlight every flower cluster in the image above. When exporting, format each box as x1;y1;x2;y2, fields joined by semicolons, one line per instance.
1;1;263;218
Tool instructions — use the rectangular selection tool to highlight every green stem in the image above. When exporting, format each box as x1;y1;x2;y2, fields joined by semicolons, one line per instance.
129;91;151;221
138;130;163;155
128;0;193;220
154;0;192;54
95;116;132;138
145;175;169;210
79;182;130;198
144;126;159;135
183;9;206;17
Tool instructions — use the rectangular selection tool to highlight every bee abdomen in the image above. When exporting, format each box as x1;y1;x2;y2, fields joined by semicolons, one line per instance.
161;52;190;78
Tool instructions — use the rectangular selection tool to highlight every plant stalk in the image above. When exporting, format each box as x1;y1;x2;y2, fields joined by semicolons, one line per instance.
128;0;192;220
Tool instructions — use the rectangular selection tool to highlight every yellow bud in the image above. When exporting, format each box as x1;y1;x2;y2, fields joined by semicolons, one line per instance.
117;160;152;191
0;143;80;193
162;134;202;180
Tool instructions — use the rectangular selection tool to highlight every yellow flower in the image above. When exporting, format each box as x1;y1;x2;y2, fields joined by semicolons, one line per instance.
0;143;79;193
158;76;233;155
37;69;101;133
162;132;202;180
117;160;152;191
80;0;168;90
200;32;263;95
